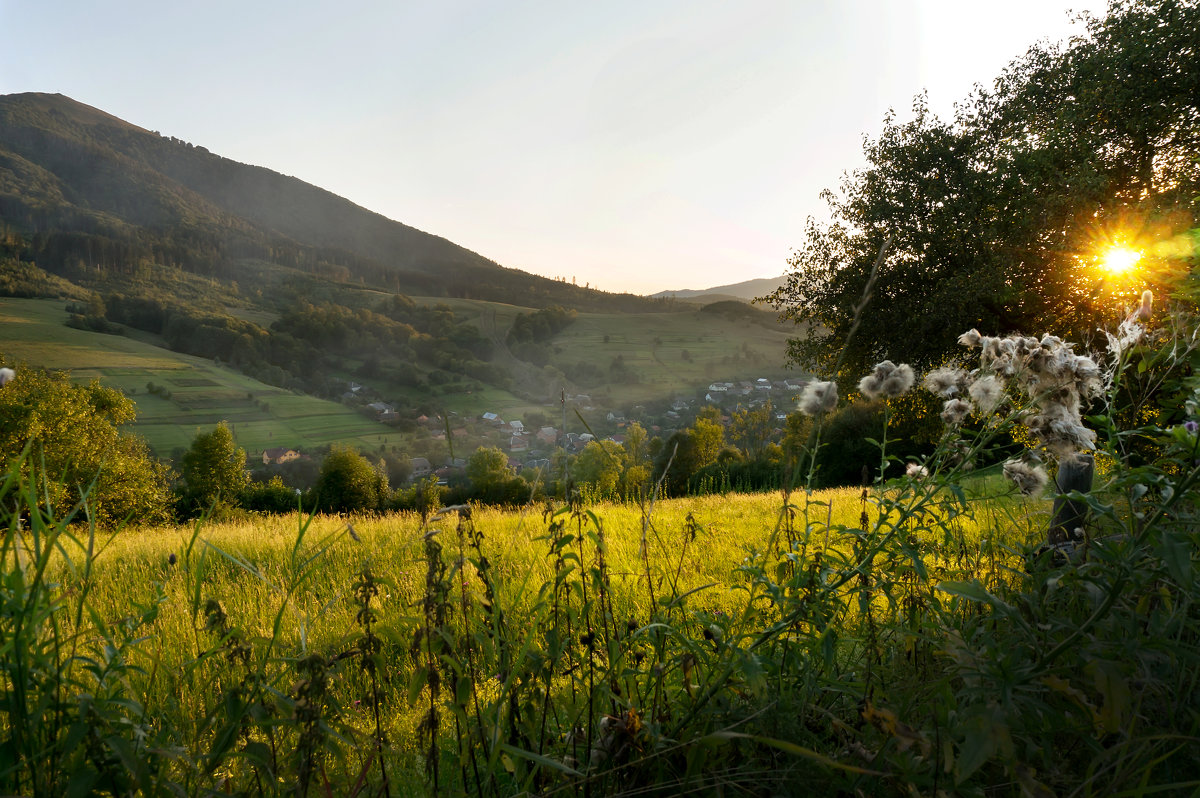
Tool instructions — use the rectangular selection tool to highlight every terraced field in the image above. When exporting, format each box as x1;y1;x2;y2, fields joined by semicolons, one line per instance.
0;298;408;456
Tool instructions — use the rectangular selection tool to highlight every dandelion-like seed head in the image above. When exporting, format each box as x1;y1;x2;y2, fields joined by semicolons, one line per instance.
968;375;1005;416
941;398;973;426
1003;459;1048;496
858;360;915;400
0;367;14;387
905;463;929;480
958;329;982;348
923;366;965;398
799;380;839;416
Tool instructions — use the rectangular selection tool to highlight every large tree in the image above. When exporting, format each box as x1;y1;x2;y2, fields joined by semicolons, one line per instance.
0;365;172;526
178;422;248;513
315;447;389;514
766;0;1200;381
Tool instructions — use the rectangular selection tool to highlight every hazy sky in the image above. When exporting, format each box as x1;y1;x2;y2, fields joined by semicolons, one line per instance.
2;1;1109;295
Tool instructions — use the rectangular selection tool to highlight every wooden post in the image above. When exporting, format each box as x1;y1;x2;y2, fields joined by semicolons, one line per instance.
1049;453;1093;545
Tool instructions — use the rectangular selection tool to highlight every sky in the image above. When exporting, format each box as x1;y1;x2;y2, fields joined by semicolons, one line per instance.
1;0;1110;295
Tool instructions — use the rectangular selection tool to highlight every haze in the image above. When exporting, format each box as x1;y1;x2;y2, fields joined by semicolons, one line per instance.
1;0;1108;294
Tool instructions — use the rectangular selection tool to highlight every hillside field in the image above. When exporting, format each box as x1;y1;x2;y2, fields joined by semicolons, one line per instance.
0;295;806;456
0;298;408;456
425;295;803;409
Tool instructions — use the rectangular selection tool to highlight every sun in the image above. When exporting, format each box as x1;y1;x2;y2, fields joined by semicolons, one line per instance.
1100;245;1143;276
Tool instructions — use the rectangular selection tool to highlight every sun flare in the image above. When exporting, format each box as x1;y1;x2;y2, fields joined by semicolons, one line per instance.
1100;245;1143;276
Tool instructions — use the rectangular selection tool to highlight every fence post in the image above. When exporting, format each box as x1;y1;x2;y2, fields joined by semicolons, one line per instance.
1049;453;1093;545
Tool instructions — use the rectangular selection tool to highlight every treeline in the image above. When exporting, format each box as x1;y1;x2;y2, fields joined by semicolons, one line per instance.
98;290;504;396
506;305;577;365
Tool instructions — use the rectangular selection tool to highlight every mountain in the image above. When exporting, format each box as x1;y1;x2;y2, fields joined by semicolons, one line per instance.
0;93;803;440
651;275;784;303
0;92;658;312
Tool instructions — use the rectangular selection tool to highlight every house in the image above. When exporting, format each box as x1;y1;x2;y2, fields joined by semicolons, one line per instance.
410;457;433;479
367;401;398;421
536;426;558;446
510;420;525;432
509;435;529;453
262;447;301;465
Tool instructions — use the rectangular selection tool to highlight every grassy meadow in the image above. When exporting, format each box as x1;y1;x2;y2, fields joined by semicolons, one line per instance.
13;466;1126;797
0;298;409;455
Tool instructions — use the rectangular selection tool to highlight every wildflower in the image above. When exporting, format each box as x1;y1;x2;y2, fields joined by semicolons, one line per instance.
858;360;915;400
1003;459;1048;496
1186;420;1198;435
799;380;838;416
0;367;13;387
940;398;973;426
923;367;965;398
168;552;177;566
968;375;1005;415
905;463;929;480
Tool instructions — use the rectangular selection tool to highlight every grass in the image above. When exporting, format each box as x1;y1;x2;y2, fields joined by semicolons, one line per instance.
12;475;1058;796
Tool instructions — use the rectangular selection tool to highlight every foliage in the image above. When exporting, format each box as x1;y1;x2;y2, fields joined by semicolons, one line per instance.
178;421;248;514
0;363;171;526
313;445;388;513
765;0;1200;381
506;305;577;364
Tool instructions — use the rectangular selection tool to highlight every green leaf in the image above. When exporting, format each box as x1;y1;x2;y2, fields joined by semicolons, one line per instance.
498;742;582;777
705;731;884;775
408;667;429;704
937;580;992;603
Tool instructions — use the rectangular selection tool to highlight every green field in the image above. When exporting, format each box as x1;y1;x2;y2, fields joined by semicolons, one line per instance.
426;295;804;408
1;296;804;456
0;298;408;456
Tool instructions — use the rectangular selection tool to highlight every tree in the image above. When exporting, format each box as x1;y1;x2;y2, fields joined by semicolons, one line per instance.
765;0;1200;381
573;440;624;499
621;422;652;498
315;447;388;513
0;365;171;526
653;415;726;495
465;447;514;491
730;402;773;458
179;422;247;512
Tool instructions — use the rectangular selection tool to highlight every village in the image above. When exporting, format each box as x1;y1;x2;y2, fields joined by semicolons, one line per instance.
254;376;810;486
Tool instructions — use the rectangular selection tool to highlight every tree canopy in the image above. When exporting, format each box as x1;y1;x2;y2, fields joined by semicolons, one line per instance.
315;447;389;514
766;0;1200;381
0;365;171;526
179;422;248;513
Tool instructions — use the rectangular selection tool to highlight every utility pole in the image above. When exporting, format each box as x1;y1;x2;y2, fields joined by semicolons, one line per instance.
561;387;568;501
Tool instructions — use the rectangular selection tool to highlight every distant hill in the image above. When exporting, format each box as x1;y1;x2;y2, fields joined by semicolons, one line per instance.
651;275;784;303
0;92;660;312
